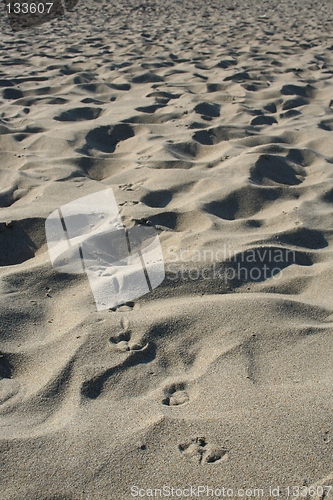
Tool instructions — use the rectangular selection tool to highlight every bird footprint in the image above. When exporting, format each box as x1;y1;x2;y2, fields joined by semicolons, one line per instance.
179;437;228;464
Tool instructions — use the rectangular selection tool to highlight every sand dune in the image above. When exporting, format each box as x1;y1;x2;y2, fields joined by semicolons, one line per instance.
1;0;333;498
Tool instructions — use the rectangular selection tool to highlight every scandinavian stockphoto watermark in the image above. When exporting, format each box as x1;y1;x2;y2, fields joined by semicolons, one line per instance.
45;188;297;309
165;245;297;284
130;484;333;498
45;188;165;311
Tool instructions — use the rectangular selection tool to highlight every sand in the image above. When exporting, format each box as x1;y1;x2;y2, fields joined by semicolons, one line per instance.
1;0;333;498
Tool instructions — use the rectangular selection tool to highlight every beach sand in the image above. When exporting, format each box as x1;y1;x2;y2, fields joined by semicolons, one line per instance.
1;0;333;498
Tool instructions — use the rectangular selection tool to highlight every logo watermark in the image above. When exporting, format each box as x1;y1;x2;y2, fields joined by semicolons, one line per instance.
45;188;165;311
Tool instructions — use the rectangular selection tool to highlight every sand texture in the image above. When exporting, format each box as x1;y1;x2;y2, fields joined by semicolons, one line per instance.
1;0;333;498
